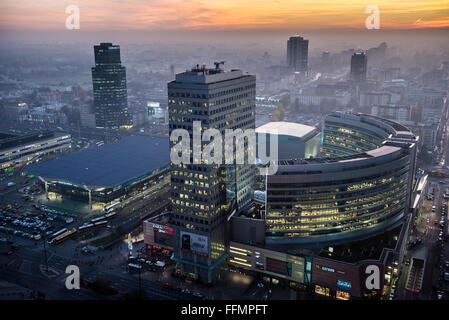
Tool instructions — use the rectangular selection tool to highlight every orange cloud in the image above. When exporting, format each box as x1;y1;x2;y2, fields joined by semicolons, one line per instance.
0;0;448;30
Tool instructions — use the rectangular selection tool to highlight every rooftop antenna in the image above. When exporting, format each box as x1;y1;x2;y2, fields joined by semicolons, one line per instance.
214;61;225;70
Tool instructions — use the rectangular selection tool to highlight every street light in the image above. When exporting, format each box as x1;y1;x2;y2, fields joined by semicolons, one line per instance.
41;214;49;273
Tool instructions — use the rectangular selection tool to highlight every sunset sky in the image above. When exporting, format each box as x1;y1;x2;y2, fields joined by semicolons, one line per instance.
0;0;448;30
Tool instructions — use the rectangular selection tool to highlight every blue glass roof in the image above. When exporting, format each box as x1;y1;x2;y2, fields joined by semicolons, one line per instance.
27;135;169;188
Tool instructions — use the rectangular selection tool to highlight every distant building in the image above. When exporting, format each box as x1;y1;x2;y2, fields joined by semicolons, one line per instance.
359;91;391;108
287;35;309;73
263;64;294;80
350;51;367;81
0;131;71;171
403;121;438;152
132;110;147;127
368;103;441;152
373;67;401;82
170;65;175;80
256;96;280;109
147;101;167;124
291;87;351;108
1;100;28;122
370;105;412;123
79;103;96;128
91;43;133;129
256;122;321;160
25;107;68;126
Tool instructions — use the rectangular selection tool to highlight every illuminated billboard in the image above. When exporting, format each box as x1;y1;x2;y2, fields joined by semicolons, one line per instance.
153;224;173;247
180;231;208;256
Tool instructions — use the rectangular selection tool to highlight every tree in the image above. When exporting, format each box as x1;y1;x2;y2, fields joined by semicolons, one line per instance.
280;94;290;109
294;98;300;113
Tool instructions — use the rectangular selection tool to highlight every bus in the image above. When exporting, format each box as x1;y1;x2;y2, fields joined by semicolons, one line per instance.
91;216;106;223
51;229;77;245
104;211;117;219
104;201;120;213
78;223;94;233
49;228;68;241
93;221;108;229
127;263;142;271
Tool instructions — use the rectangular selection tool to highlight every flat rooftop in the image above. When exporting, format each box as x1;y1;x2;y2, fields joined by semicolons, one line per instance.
0;131;67;152
27;135;169;188
174;65;244;84
256;121;317;139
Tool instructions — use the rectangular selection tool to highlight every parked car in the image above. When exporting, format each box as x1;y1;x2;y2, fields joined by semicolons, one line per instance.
163;283;173;290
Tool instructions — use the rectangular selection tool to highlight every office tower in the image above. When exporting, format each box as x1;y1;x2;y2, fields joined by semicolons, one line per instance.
168;63;256;283
287;35;309;73
91;43;132;129
350;51;368;81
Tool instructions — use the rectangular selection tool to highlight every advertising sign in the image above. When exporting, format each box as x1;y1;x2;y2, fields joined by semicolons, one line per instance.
128;233;133;250
337;279;352;291
180;231;208;256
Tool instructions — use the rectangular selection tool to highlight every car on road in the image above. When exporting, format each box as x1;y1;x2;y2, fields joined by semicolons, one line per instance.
4;251;13;255
163;283;173;290
405;259;410;266
192;292;204;298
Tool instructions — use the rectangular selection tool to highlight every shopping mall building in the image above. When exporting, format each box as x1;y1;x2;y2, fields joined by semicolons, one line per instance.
228;112;419;299
143;112;420;299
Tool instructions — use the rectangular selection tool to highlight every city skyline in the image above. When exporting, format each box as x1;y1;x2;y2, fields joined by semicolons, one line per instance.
1;0;449;304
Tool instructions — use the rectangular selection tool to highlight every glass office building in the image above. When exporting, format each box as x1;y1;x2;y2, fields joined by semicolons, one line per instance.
265;112;418;247
168;64;256;283
91;43;132;129
286;35;309;73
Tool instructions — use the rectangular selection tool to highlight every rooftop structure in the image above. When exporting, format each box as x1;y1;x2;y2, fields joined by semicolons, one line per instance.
256;121;316;140
27;135;169;189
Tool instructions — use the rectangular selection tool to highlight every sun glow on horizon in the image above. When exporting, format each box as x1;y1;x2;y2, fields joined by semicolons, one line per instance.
0;0;448;31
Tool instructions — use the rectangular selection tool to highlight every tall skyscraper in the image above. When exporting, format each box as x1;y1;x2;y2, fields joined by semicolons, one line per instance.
91;43;132;129
168;63;256;283
287;35;309;73
350;51;368;81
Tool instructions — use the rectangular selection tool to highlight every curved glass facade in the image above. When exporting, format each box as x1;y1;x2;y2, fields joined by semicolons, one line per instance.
265;112;418;245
